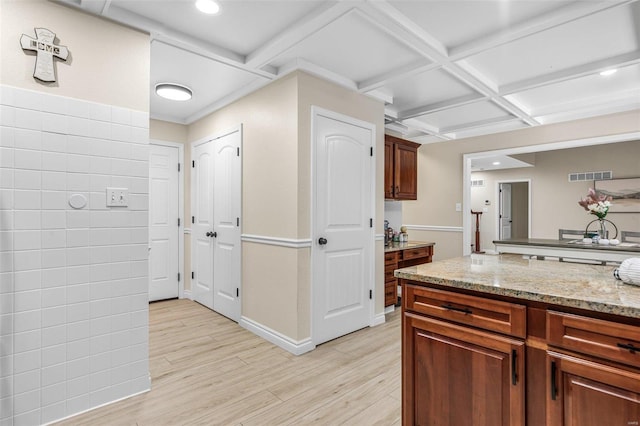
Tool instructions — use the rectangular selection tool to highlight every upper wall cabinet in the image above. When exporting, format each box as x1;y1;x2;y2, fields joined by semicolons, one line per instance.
385;135;420;200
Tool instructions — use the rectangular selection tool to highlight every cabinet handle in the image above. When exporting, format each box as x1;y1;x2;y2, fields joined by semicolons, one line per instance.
550;361;558;400
617;342;638;354
441;303;472;315
511;349;518;385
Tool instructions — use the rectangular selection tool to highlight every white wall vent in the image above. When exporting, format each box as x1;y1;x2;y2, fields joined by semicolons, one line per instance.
471;179;485;187
568;171;612;182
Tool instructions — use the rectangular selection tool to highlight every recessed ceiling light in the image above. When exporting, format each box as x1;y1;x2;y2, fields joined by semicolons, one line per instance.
196;0;220;14
155;83;192;101
600;69;617;76
492;161;501;166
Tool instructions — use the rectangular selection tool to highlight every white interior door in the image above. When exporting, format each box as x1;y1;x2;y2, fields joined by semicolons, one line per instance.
312;109;374;346
212;129;242;321
500;183;512;240
149;144;180;301
192;140;214;309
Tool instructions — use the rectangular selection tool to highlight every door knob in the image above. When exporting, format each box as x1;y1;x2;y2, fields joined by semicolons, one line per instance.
206;231;217;238
318;237;328;245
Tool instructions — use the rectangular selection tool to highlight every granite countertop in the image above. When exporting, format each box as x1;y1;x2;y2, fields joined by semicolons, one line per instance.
384;241;435;253
494;238;640;252
395;253;640;318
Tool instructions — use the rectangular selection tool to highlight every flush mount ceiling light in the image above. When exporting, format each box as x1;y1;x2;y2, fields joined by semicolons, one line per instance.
155;83;193;101
600;69;618;76
196;0;220;14
492;161;501;166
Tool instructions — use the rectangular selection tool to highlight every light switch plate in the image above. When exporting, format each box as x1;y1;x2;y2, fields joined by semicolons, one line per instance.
106;187;129;207
455;203;462;212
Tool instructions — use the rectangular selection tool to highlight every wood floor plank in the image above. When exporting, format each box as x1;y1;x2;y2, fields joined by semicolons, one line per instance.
55;300;401;425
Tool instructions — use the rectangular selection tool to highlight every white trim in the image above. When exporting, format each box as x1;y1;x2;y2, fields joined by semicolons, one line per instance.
463;132;640;256
375;233;385;241
383;304;395;315
372;312;387;326
239;316;316;356
183;289;192;300
310;106;377;346
149;140;185;300
404;224;464;233
241;234;312;248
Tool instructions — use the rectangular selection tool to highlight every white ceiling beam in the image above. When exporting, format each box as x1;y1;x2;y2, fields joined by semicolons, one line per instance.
398;93;486;120
277;58;359;92
245;2;354;69
450;0;636;61
358;61;439;93
79;0;107;15
400;118;441;135
500;51;640;95
440;117;522;135
101;0;111;15
365;89;394;105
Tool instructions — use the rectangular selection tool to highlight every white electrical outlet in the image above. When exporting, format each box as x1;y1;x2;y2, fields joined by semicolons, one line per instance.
106;187;129;207
455;203;462;212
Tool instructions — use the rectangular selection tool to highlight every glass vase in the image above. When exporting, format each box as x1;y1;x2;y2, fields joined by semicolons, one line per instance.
598;218;607;240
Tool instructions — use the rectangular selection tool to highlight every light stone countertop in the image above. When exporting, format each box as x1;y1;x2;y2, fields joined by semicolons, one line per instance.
394;253;640;318
384;241;435;253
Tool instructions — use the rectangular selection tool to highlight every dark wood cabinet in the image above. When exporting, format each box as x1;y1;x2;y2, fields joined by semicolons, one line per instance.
385;245;433;307
401;281;640;426
546;311;640;425
402;285;527;425
385;135;419;200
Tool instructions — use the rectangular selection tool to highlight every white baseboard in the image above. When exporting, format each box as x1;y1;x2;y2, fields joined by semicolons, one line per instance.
182;290;192;300
384;305;395;315
371;312;386;326
239;316;315;356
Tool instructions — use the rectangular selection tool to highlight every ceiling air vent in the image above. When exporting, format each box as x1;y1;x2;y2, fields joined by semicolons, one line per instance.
471;179;485;187
568;171;612;182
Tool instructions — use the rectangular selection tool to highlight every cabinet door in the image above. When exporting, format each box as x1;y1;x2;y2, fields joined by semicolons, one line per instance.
394;142;418;200
547;351;640;426
403;312;525;426
384;139;394;199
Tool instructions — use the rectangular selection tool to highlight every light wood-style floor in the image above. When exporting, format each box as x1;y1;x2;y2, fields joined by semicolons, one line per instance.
57;299;401;425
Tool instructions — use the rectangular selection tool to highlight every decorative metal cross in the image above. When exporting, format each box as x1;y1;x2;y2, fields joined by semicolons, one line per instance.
20;28;69;83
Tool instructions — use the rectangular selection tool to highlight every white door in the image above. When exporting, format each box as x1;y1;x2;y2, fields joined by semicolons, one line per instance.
149;144;180;301
192;140;215;309
500;183;512;240
212;130;242;321
312;109;374;346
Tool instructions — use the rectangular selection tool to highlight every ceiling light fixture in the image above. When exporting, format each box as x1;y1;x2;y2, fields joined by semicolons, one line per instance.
492;161;501;166
195;0;220;14
600;69;617;77
155;83;193;101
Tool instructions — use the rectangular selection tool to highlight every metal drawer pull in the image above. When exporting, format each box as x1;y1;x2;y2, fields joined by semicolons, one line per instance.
617;342;638;354
441;303;472;315
551;361;558;400
511;350;518;385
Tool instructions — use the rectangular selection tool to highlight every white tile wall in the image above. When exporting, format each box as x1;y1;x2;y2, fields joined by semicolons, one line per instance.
0;85;150;426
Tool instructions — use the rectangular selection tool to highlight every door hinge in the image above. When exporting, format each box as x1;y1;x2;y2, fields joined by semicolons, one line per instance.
177;273;181;282
236;288;239;297
370;147;373;157
370;218;373;228
192;160;195;168
369;289;373;300
178;163;181;172
191;272;195;279
237;147;240;156
192;216;195;224
237;217;240;227
178;218;181;227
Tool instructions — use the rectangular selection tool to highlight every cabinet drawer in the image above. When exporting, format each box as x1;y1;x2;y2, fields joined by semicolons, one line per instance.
385;251;398;266
385;269;397;282
547;311;640;367
400;246;432;261
404;284;526;338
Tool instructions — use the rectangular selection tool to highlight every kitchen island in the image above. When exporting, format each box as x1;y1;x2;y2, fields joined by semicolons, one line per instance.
396;254;640;426
494;237;640;264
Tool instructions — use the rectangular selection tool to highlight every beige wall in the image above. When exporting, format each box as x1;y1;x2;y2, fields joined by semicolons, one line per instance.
187;71;384;342
1;0;149;111
471;140;640;250
404;109;640;260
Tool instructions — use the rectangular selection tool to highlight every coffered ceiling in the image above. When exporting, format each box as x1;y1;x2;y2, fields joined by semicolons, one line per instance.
57;0;640;143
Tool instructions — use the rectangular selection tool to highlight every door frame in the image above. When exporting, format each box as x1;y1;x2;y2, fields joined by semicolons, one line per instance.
309;106;376;345
495;179;531;242
189;125;243;308
149;139;185;299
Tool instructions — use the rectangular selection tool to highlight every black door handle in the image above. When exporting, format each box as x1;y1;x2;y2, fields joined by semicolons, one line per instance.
206;231;217;238
318;237;328;245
